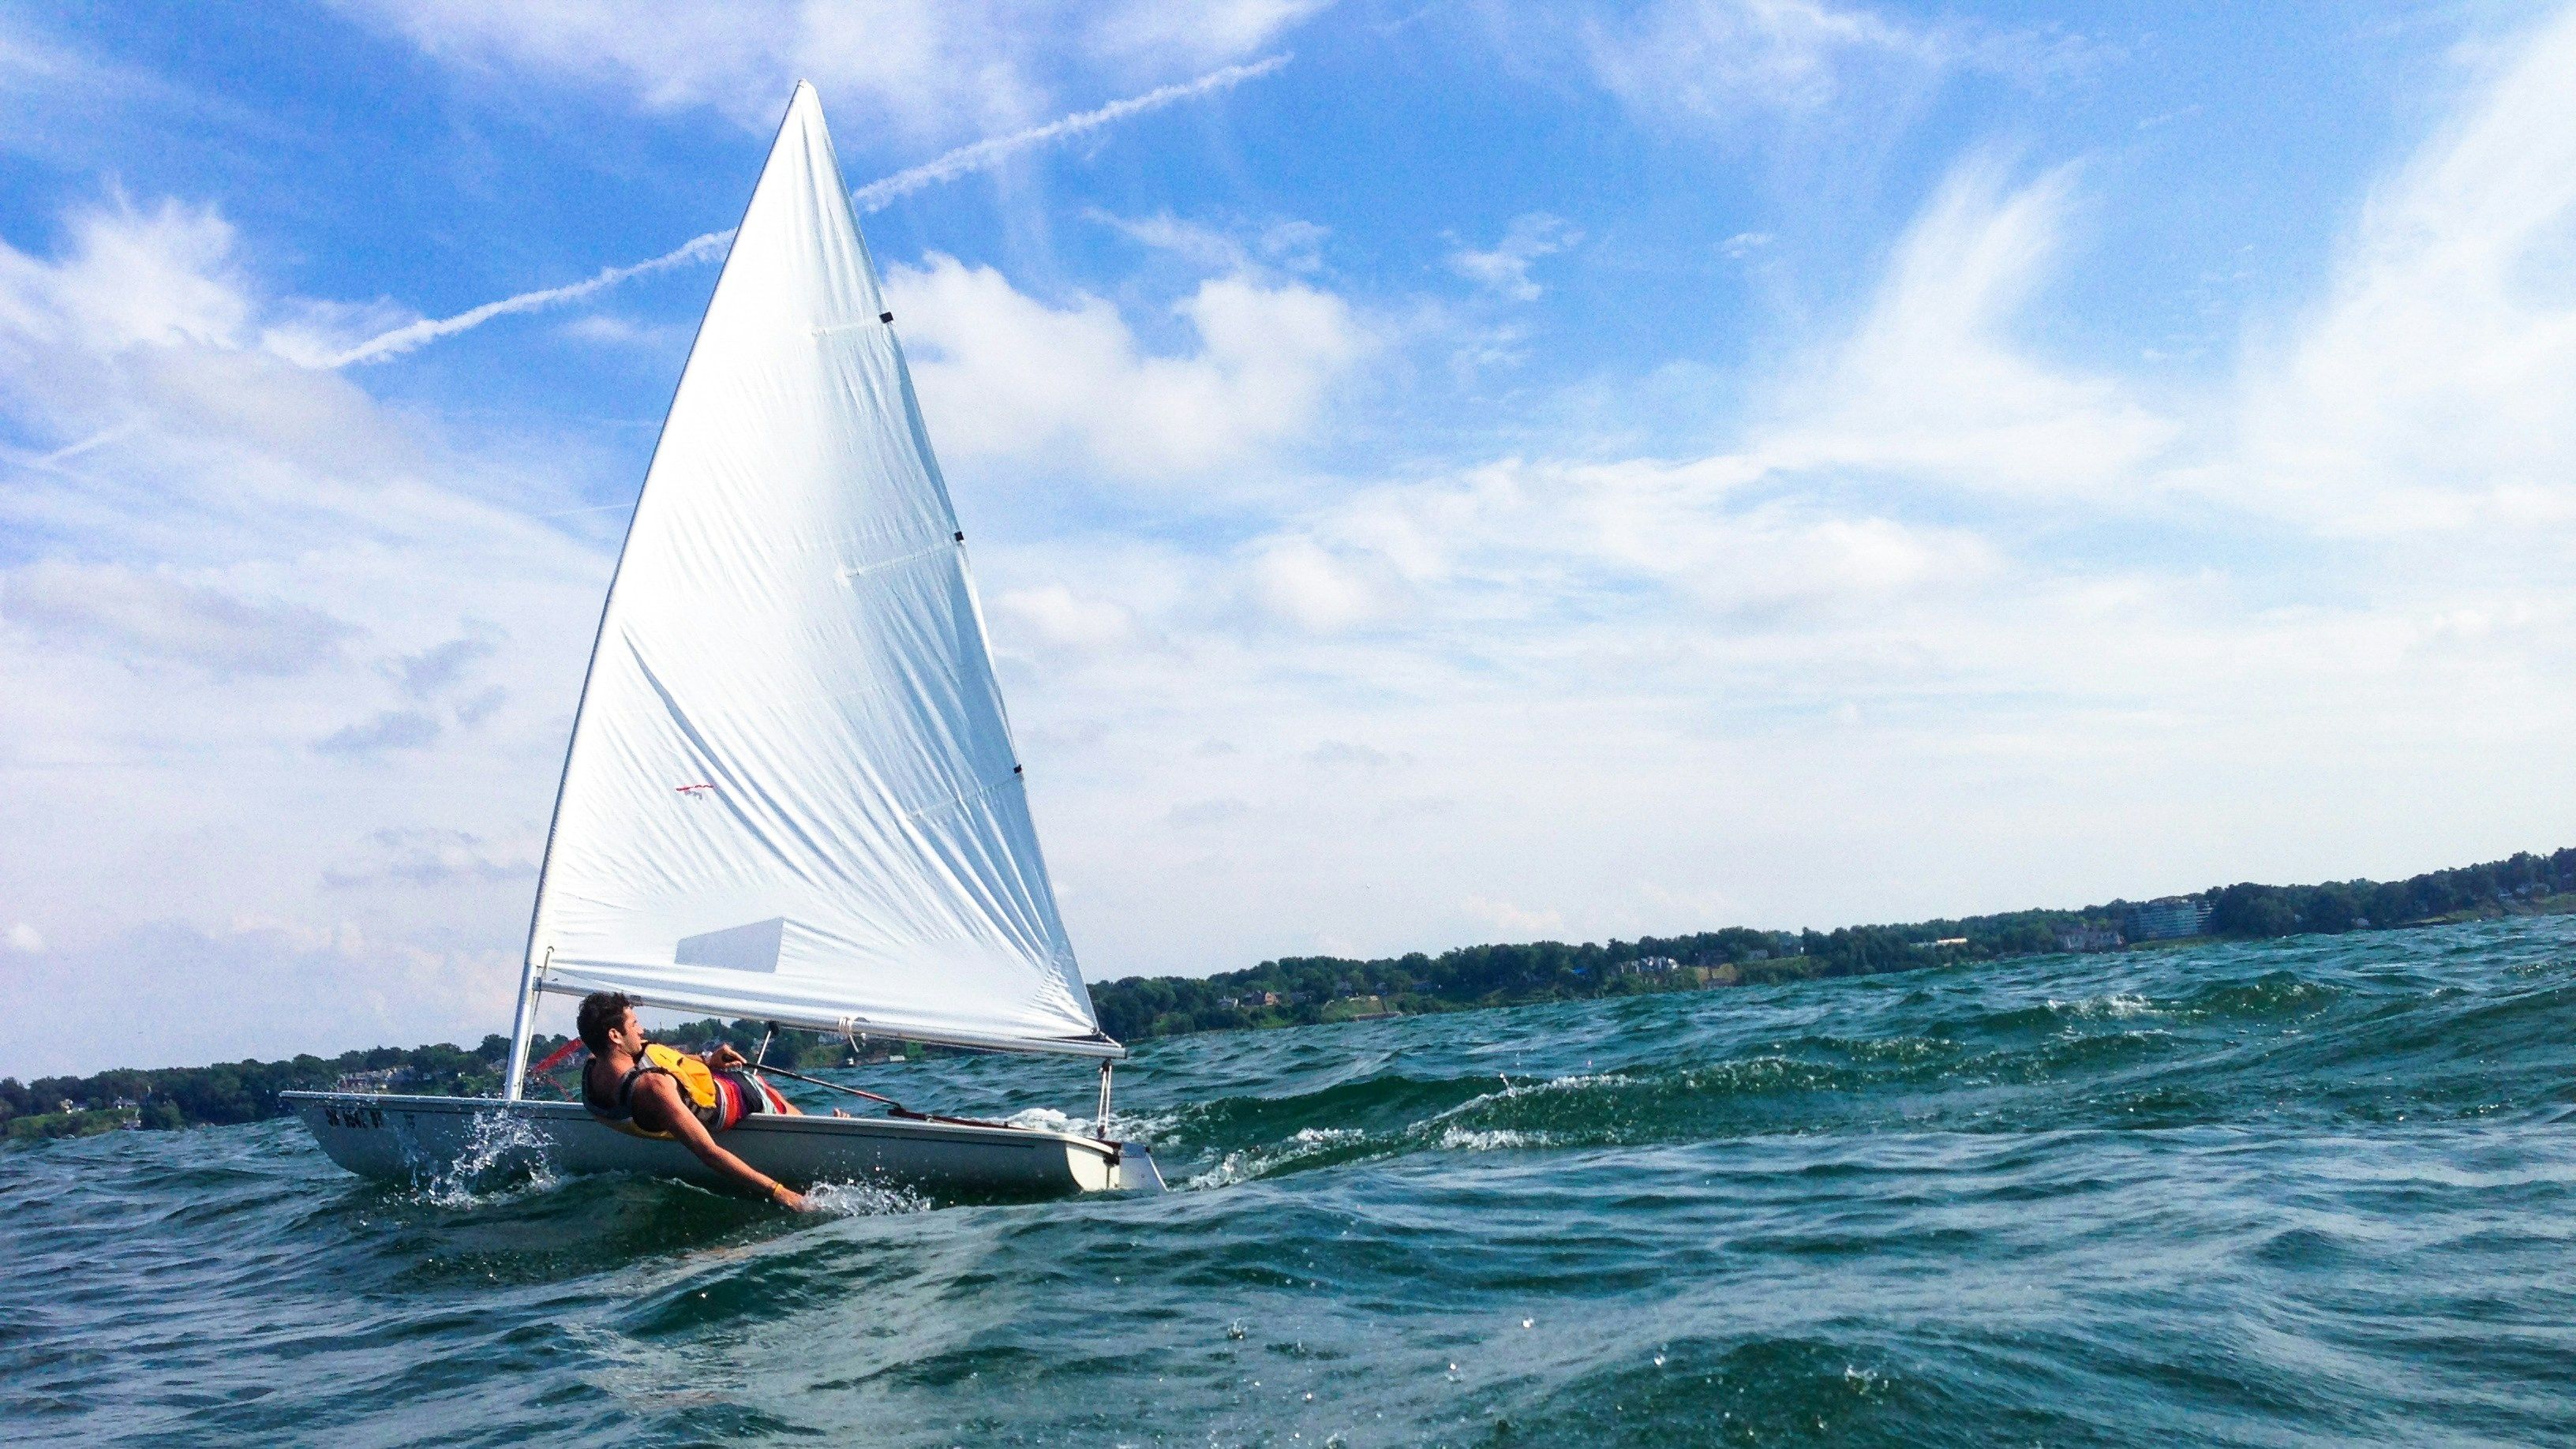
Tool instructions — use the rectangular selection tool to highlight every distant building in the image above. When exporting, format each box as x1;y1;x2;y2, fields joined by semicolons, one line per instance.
2055;923;2123;953
1931;937;1968;949
1632;956;1679;975
2125;897;2210;942
1324;994;1401;1021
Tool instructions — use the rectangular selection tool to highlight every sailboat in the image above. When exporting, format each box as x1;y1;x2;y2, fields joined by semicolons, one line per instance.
287;84;1161;1201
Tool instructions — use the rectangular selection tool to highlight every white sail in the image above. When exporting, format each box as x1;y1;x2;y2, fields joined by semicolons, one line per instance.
522;83;1110;1058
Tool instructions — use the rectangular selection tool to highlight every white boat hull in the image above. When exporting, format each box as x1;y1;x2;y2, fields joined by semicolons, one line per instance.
282;1092;1163;1202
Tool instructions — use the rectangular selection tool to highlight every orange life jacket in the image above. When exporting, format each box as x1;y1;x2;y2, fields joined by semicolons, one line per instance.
584;1043;746;1139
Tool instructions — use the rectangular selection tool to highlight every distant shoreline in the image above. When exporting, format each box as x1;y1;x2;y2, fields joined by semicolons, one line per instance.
9;843;2570;1142
1084;845;2576;1044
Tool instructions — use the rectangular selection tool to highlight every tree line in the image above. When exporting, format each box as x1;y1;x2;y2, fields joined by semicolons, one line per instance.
1085;846;2576;1041
0;1014;905;1140
9;844;2572;1137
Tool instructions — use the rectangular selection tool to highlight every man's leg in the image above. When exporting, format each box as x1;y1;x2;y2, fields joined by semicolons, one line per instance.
731;1069;802;1115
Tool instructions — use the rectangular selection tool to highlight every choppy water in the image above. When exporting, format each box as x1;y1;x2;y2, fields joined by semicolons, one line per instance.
10;918;2576;1446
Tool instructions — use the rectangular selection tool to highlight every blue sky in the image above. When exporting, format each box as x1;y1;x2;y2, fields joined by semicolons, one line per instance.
4;1;2574;1075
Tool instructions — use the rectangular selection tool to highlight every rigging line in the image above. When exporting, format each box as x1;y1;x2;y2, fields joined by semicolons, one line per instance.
759;1055;1027;1133
751;1061;904;1111
326;56;1291;369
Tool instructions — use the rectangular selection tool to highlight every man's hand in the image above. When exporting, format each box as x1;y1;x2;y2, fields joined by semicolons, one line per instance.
705;1043;747;1070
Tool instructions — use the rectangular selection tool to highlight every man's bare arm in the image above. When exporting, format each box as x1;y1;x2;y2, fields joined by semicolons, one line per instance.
631;1074;807;1210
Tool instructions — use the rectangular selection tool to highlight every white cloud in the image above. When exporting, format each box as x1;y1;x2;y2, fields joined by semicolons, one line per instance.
1168;797;1252;828
5;923;41;954
2;197;248;351
313;709;444;756
995;583;1136;653
1449;213;1582;302
1252;536;1389;632
2241;5;2576;537
0;559;356;676
1751;159;2177;498
386;631;500;698
1577;0;2070;125
322;828;537;890
1088;209;1330;274
1634;0;1941;108
1306;739;1405;769
1510;0;2116;173
555;313;676;349
957;20;2576;987
339;0;1326;137
3;919;516;1073
889;253;1364;481
1089;0;1336;67
0;196;610;1075
1464;896;1567;938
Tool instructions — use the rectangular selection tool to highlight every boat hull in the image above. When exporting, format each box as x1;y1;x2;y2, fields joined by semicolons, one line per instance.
281;1092;1163;1202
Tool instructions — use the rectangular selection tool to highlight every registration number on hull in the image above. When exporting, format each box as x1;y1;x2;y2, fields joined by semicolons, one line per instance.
321;1105;387;1129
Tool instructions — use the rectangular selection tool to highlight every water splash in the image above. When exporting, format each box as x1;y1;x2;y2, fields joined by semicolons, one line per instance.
1002;1103;1179;1145
414;1108;556;1208
801;1178;930;1217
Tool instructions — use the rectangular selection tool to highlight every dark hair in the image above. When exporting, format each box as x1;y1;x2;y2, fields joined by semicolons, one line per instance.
577;991;635;1054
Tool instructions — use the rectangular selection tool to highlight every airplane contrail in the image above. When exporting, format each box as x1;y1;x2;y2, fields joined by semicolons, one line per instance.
325;231;733;367
846;54;1288;211
328;56;1290;369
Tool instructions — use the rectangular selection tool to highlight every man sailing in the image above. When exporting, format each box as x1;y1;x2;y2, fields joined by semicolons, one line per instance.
577;990;809;1211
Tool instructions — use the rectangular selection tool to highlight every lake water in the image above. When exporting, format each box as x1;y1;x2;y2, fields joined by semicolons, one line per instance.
8;916;2576;1445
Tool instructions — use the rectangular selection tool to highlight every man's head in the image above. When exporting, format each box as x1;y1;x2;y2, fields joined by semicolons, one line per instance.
577;990;639;1055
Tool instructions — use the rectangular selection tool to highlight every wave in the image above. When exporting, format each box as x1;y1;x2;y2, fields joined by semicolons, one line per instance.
1140;944;2576;1187
11;917;2576;1445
